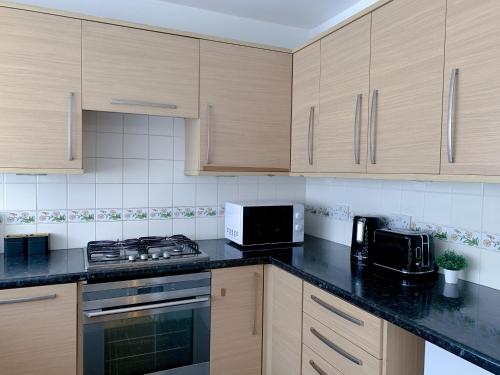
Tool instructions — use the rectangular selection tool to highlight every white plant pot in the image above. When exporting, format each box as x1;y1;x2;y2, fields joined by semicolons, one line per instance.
444;269;460;284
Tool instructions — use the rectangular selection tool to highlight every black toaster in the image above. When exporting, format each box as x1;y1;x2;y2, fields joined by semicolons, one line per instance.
372;228;435;275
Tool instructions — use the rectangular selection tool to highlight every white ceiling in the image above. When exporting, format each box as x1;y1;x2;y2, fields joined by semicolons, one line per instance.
160;0;360;28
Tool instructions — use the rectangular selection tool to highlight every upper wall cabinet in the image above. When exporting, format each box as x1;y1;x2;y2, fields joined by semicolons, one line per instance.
82;21;199;118
191;40;292;173
0;8;82;172
367;0;446;174
291;41;320;173
317;15;371;173
441;0;500;176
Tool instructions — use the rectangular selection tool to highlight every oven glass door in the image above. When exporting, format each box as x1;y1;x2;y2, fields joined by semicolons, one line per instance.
84;299;210;375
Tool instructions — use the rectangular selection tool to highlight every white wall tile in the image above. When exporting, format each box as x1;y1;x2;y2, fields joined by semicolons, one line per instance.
83;131;97;157
123;184;148;208
149;219;173;236
173;161;196;183
68;184;95;209
123;221;148;238
96;184;122;208
173;184;196;206
482;195;500;233
97;112;123;133
149;136;173;160
423;192;452;224
123;159;148;183
400;190;425;222
124;114;148;134
173;118;185;137
173;137;185;161
96;158;123;183
378;188;401;215
149;116;174;136
218;184;238;205
238;184;259;201
68;158;96;184
37;184;67;209
82;111;97;132
124;134;148;159
4;224;36;236
38;223;68;250
149;184;173;207
450;194;482;231
37;174;67;184
96;221;122;241
258;184;277;200
96;132;123;158
196;184;218;206
195;217;218;240
479;249;500;290
68;223;95;248
173;218;195;238
149;160;173;183
5;174;36;183
5;184;36;210
0;185;4;210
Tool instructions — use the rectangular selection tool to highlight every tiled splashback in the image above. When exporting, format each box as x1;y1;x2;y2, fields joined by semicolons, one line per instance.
305;178;500;290
0;111;305;250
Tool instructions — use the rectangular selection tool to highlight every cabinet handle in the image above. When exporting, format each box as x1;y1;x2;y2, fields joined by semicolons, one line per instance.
0;293;56;305
353;94;362;164
310;327;363;366
368;89;378;164
252;272;260;335
311;294;364;326
447;68;459;163
206;104;213;164
110;99;177;109
220;287;226;297
67;92;74;161
309;360;328;375
308;106;315;165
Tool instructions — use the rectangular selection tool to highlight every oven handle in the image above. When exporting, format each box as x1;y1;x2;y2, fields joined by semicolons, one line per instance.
84;297;209;319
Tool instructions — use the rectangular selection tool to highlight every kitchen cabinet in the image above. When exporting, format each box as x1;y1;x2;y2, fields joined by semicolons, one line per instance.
210;265;264;375
317;15;371;173
0;8;82;173
262;265;302;375
0;283;77;375
367;0;446;175
82;21;199;118
291;41;321;173
186;40;292;174
440;0;500;176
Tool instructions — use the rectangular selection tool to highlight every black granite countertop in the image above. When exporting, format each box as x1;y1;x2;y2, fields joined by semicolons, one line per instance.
0;236;499;373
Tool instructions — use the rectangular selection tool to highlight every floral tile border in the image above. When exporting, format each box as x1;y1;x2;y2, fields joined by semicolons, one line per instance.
37;209;67;224
218;205;225;217
174;207;196;219
481;233;500;251
305;204;350;221
96;209;122;222
413;222;481;247
68;209;95;223
5;211;36;225
149;208;172;220
123;208;148;221
197;206;218;217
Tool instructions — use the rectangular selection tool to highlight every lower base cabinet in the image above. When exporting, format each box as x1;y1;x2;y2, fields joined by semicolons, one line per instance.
0;283;77;375
210;265;264;375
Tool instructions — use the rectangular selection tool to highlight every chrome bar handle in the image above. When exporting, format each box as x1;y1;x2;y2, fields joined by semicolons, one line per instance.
447;68;459;163
110;99;177;109
308;106;315;165
252;272;260;335
0;293;56;305
353;94;362;164
368;90;378;164
311;295;364;326
310;327;363;366
206;104;213;164
67;92;74;161
309;360;328;375
84;297;209;318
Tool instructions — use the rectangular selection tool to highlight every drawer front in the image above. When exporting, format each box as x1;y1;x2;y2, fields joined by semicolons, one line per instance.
302;344;343;375
303;313;382;375
303;282;383;358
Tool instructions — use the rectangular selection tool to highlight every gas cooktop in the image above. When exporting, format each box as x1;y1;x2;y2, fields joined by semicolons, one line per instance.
84;235;209;270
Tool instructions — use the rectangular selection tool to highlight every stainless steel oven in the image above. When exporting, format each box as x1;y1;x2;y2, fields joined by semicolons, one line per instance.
82;273;211;375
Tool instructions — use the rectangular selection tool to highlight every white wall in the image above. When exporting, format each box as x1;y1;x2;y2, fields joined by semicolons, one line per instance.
425;343;492;375
13;0;309;48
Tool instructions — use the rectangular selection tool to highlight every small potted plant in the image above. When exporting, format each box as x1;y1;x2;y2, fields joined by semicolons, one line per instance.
436;250;467;284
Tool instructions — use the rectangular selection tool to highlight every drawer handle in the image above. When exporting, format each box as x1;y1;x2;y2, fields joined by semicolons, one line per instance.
309;360;328;375
311;294;364;326
0;293;56;305
310;327;363;366
111;99;177;109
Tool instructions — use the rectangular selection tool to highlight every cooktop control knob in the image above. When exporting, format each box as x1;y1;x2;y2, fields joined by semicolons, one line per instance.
295;212;303;220
140;253;149;261
151;253;160;260
128;254;137;262
163;251;170;259
295;224;303;231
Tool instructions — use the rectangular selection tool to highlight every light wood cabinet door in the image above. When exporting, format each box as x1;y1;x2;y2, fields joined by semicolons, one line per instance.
0;8;82;171
291;41;320;173
262;265;302;375
368;0;446;174
82;21;199;118
199;41;292;172
441;0;500;175
0;283;77;375
317;15;371;173
211;265;264;375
